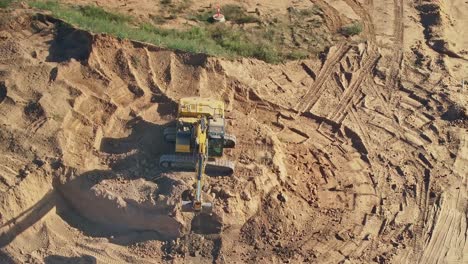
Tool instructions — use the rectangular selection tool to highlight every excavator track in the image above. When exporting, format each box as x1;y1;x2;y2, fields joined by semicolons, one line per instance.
163;127;176;142
206;159;235;175
224;133;236;148
159;154;235;175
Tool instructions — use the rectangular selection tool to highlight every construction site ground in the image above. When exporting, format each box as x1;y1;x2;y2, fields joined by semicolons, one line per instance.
0;0;467;263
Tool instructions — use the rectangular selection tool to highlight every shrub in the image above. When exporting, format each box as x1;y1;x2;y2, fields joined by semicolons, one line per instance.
299;6;322;16
286;50;309;60
221;4;259;24
77;5;130;23
0;0;14;8
150;14;166;25
341;22;363;36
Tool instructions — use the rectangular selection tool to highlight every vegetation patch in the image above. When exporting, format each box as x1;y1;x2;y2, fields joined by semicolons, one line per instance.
76;4;130;23
340;22;363;36
221;4;259;24
0;0;14;8
187;9;215;23
23;1;340;63
159;0;192;20
286;6;331;54
286;50;309;60
188;4;259;24
150;14;166;25
27;1;282;62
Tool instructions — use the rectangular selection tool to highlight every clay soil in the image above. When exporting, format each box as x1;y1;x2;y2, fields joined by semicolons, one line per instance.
0;0;467;263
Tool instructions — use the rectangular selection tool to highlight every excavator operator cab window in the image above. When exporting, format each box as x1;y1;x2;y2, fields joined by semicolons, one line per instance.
208;138;223;157
177;121;191;132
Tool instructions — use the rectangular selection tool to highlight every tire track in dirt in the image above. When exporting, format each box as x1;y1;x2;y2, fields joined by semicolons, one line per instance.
324;0;443;252
419;190;467;264
386;0;404;100
328;52;380;123
312;0;345;32
294;43;350;115
419;131;468;264
374;3;444;240
342;0;376;41
349;108;379;190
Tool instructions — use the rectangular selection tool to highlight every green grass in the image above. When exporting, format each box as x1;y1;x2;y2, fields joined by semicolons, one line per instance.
77;5;130;23
188;4;259;24
298;6;322;16
150;14;166;25
27;1;322;63
28;1;284;62
221;4;259;24
187;9;214;23
0;0;14;8
341;22;363;36
286;50;309;60
160;0;192;19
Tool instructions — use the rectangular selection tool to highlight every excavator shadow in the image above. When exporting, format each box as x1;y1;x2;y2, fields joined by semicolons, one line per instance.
44;255;97;264
53;114;227;244
53;117;186;244
0;191;56;248
99;116;174;159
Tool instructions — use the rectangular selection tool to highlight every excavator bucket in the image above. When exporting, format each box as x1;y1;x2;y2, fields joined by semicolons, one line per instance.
181;200;213;214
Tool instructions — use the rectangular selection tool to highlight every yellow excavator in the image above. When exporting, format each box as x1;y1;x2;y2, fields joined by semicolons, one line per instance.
159;97;236;213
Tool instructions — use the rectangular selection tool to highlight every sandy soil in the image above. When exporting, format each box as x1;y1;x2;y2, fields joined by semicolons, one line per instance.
0;0;467;263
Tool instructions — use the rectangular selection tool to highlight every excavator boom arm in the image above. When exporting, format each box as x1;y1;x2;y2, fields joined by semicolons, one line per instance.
193;117;209;212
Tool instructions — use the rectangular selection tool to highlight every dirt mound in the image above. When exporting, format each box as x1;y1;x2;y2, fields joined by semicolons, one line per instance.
416;0;468;59
0;4;467;263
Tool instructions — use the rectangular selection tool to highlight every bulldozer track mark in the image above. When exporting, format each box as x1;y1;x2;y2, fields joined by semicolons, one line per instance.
89;51;114;83
365;83;393;116
294;43;351;115
312;0;345;32
393;0;404;54
144;48;165;96
348;109;382;194
116;49;151;98
419;188;467;264
411;165;431;249
328;53;380;123
349;110;381;156
386;0;404;104
27;117;47;134
334;92;366;124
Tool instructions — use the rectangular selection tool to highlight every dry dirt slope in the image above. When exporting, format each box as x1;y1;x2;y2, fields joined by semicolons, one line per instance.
0;1;467;263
